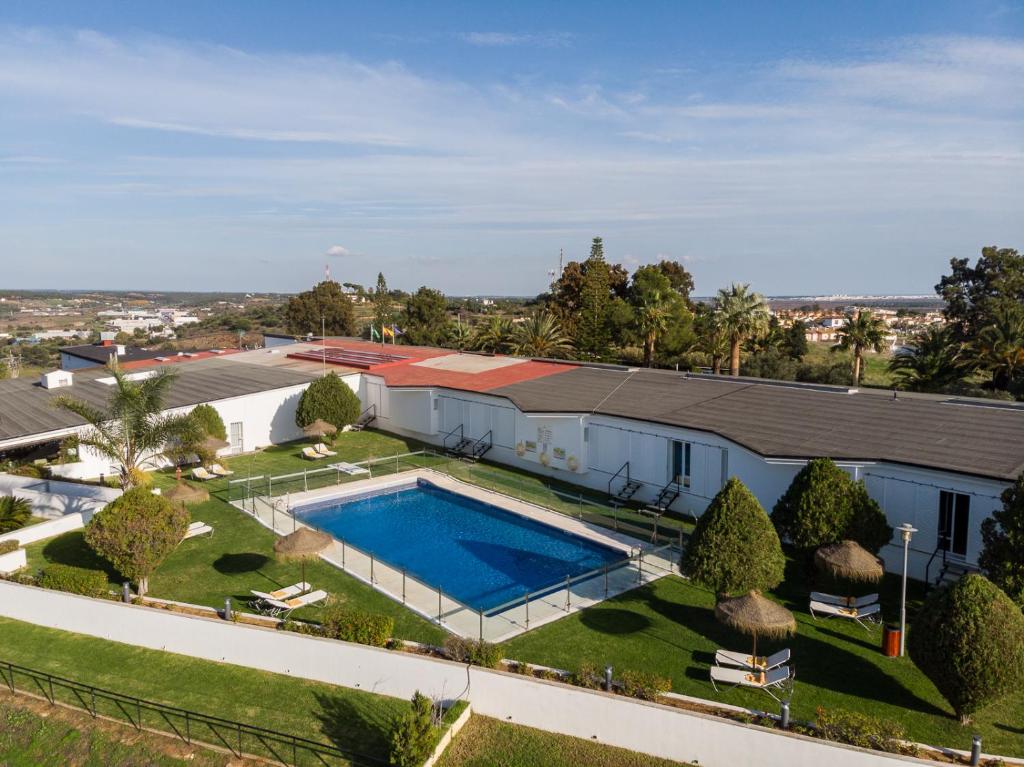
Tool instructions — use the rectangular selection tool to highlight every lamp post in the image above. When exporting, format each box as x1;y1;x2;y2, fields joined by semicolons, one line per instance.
897;522;917;657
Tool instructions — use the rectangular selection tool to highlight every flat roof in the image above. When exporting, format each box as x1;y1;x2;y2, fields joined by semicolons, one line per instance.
60;344;167;365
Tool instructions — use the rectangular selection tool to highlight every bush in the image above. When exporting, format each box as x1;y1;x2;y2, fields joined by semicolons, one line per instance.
572;661;602;690
7;464;46;479
388;691;437;767
0;496;32;533
443;636;504;668
38;564;109;598
979;472;1024;608
908;574;1024;724
84;487;188;597
814;707;906;753
683;477;785;596
847;482;894;554
321;602;393;647
294;373;361;431
0;540;20;555
618;669;671;701
189;403;227;441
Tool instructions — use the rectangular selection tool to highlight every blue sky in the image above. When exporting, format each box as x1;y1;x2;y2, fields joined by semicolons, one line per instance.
1;1;1022;296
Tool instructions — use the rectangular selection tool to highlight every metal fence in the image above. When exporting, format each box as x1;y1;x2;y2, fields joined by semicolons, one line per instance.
0;659;385;767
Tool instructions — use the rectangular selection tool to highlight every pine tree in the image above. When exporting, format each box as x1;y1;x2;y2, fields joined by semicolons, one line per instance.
372;272;392;333
575;237;612;359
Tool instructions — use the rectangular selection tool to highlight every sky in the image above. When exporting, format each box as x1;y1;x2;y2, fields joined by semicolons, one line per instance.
1;1;1023;297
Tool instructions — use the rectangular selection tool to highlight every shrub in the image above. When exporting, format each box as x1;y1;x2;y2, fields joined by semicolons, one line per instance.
908;574;1024;724
814;707;906;753
189;403;227;441
683;477;785;597
388;691;437;767
0;540;20;555
7;464;46;479
38;564;109;598
294;373;361;431
509;660;531;675
443;636;504;668
979;472;1024;608
618;670;671;701
847;482;894;554
84;487;188;597
0;496;32;533
321;602;393;647
572;661;602;690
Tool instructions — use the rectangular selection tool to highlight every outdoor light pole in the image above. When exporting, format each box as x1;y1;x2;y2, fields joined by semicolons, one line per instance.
898;522;917;657
321;315;327;377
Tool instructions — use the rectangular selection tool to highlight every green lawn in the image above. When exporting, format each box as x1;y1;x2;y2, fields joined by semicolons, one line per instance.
438;716;693;767
0;616;407;765
802;342;893;388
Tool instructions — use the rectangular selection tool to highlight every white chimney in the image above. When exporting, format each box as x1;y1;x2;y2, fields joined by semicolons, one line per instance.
116;344;126;356
41;370;73;389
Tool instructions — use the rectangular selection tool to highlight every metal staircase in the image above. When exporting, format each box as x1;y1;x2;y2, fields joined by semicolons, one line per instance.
650;480;680;511
351;404;377;431
609;461;642;502
924;535;980;590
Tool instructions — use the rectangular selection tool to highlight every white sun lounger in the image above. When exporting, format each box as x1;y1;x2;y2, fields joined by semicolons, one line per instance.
249;582;311;611
715;648;790;672
810;591;878;609
191;467;216;481
182;521;214;540
329;461;370;476
260;589;328;618
301;446;323;460
810;600;881;629
313;443;338;458
209;463;235;477
710;665;792;701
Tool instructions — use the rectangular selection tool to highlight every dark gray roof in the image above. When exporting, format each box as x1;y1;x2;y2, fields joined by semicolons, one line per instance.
60;344;168;365
0;359;316;445
492;368;1024;482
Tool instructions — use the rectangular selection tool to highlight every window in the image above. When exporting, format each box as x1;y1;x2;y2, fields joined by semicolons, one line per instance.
229;421;244;454
671;440;691;488
938;490;970;557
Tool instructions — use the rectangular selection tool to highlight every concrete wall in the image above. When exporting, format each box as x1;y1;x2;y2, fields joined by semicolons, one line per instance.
0;547;26;574
0;580;936;767
0;474;120;520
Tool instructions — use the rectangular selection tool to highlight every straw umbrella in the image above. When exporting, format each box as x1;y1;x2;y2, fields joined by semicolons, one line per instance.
201;435;230;455
815;539;884;604
715;590;796;661
163;481;209;507
302;419;337;439
273;527;333;587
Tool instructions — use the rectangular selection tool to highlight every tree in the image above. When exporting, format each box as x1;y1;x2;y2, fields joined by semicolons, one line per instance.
889;325;970;393
683;478;785;597
847;481;894;555
695;307;729;374
285;280;356;337
908;574;1024;725
400;287;450;346
84;487;189;596
0;496;31;533
714;283;770;376
970;304;1024;392
372;272;392;333
55;364;200;489
782;320;809;360
979;473;1024;608
388;691;437;767
629;266;690;367
188;403;226;441
511;313;573;358
834;310;887;386
656;259;695;304
575;237;612;359
936;247;1024;341
470;317;515;354
295;373;361;430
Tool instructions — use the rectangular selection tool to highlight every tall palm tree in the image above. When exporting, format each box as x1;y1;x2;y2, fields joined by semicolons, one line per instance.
470;317;515;354
834;310;888;386
695;310;729;374
888;325;969;393
511;313;574;359
55;363;201;489
971;305;1024;391
714;284;770;376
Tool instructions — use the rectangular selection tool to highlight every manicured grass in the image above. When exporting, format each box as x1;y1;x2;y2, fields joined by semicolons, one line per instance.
0;616;406;765
504;569;1024;758
802;342;893;388
437;716;693;767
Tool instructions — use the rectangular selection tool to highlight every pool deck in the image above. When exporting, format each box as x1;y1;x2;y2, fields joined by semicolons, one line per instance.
237;468;678;641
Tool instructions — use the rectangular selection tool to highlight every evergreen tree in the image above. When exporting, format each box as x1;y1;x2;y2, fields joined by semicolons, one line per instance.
400;287;451;346
372;272;392;333
285;280;356;336
979;472;1024;608
782;320;809;360
295;373;362;429
575;237;612;359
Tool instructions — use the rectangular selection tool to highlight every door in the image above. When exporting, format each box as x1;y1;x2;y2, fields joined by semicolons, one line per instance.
938;490;970;558
670;440;691;488
229;421;244;454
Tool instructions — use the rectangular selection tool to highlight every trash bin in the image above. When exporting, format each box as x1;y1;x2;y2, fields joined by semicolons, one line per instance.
882;624;901;657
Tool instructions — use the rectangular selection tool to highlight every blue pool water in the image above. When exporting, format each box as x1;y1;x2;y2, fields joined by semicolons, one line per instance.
295;480;623;611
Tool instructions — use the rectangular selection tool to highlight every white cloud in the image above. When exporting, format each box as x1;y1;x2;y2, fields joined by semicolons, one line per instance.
463;31;572;48
326;245;355;257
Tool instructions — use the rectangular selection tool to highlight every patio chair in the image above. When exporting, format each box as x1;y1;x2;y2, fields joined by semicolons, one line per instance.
710;665;792;701
182;521;214;540
209;463;235;477
809;599;881;629
810;591;878;609
191;467;216;481
259;589;328;618
301;446;323;460
329;461;370;476
715;648;790;672
249;582;311;612
313;443;337;458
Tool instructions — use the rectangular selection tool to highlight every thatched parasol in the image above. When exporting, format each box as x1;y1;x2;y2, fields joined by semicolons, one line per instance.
273;527;333;586
163;481;209;506
715;590;796;659
202;435;230;453
302;419;337;439
815;540;884;584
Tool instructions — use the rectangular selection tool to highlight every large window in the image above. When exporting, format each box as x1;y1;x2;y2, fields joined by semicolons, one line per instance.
938;490;970;557
671;440;691;488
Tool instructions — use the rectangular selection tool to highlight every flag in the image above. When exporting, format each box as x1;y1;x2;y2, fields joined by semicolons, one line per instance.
382;326;395;339
370;325;381;341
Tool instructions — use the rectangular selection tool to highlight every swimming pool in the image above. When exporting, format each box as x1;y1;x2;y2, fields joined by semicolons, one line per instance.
294;479;624;612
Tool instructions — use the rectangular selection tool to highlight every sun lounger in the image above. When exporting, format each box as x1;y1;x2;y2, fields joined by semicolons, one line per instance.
182;521;214;540
249;582;311;611
329;461;370;476
715;648;790;672
259;589;328;618
301;446;324;460
810;591;878;609
314;443;337;457
191;467;216;481
810;599;881;629
209;463;234;477
710;665;792;701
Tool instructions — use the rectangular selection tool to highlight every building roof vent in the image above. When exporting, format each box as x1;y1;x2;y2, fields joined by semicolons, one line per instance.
40;370;73;389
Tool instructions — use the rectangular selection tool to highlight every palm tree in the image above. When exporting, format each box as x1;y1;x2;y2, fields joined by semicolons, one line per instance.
695;310;729;374
971;305;1024;391
55;363;201;489
714;284;770;376
834;310;888;386
470;317;515;354
889;325;969;393
511;313;574;358
0;496;31;533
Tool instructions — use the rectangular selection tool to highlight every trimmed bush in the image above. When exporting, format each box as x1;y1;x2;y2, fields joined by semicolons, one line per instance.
572;661;602;690
0;496;32;533
979;472;1024;608
847;482;894;554
321;602;394;647
38;564;109;598
294;373;361;431
84;487;188;597
683;477;785;597
814;707;907;754
189;403;227;441
0;540;20;555
443;636;504;668
388;691;437;767
618;669;671;701
908;574;1024;724
7;464;46;479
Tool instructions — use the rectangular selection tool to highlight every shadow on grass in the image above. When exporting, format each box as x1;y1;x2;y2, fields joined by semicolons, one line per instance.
313;691;395;763
40;532;121;581
213;552;270;574
579;608;652;635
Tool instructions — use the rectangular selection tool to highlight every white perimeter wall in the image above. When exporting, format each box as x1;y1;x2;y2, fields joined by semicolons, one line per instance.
0;580;935;767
